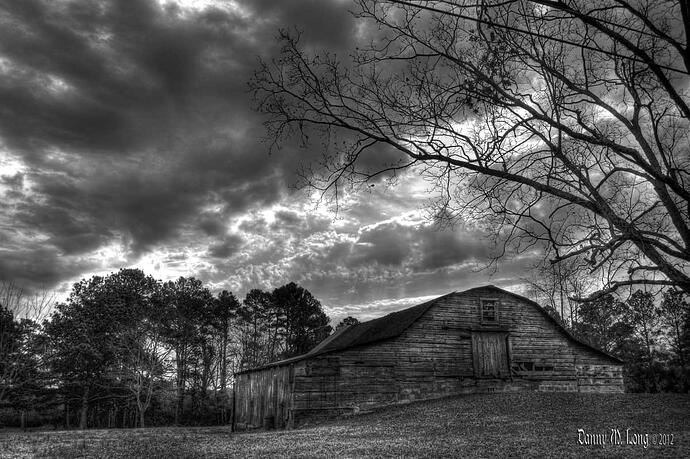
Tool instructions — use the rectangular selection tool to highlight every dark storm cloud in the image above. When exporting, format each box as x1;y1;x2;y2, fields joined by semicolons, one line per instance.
238;214;268;235
13;200;111;255
349;222;413;267
0;0;163;154
273;210;302;227
198;213;226;236
237;0;356;49
414;226;491;270
0;0;358;288
208;234;244;259
0;247;98;291
16;163;205;255
269;210;332;235
0;172;24;188
332;219;489;271
0;0;523;311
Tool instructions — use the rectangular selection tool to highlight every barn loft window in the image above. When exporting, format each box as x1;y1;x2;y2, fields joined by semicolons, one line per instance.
480;299;498;324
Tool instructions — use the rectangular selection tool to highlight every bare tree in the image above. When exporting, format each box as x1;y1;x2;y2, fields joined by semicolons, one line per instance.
659;288;689;365
627;289;662;362
0;281;54;320
0;282;52;406
251;0;690;298
525;259;589;326
121;320;172;429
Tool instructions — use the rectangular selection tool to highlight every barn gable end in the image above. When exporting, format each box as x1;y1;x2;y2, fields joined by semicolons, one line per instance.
233;285;624;429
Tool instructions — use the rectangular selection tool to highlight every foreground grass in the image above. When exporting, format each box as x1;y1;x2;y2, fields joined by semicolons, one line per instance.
0;392;688;458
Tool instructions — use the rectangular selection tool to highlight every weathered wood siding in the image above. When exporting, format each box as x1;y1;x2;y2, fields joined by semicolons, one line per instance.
572;343;625;393
234;364;294;429
289;287;623;423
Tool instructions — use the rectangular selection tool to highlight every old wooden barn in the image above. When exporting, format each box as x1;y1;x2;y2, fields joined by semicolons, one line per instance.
233;285;624;429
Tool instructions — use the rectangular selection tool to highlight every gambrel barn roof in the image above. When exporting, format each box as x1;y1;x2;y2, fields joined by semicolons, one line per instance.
236;285;621;375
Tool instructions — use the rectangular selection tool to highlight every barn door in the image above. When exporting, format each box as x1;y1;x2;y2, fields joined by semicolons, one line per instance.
472;332;509;378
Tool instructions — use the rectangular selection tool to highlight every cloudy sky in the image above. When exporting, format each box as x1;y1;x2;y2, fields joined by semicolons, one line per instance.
0;0;538;322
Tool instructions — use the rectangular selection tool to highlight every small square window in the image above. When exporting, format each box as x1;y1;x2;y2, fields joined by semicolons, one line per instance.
480;299;498;324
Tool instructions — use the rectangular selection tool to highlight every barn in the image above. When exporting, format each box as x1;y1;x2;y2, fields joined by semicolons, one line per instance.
232;285;624;430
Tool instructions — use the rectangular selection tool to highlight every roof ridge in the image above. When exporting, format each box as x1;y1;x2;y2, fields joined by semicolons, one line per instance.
235;284;621;375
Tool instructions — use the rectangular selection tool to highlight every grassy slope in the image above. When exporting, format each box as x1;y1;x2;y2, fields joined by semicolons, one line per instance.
0;392;688;458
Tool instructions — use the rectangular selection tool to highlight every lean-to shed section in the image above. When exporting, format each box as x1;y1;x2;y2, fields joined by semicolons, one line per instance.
234;364;294;429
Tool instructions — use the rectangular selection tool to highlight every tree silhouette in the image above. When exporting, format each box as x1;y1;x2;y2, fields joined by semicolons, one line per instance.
159;277;214;425
659;288;690;365
272;282;332;358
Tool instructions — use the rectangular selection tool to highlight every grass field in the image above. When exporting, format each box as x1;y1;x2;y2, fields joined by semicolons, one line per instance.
0;392;688;458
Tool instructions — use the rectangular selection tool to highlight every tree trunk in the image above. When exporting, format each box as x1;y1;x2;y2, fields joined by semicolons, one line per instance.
139;407;145;429
79;386;89;430
220;331;228;392
175;361;185;425
642;324;653;363
674;322;685;366
220;327;229;425
201;347;210;400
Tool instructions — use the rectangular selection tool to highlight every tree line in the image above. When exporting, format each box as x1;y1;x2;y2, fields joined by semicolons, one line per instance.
0;270;337;429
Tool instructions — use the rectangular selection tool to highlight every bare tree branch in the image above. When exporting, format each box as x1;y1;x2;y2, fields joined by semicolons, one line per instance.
250;0;690;296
